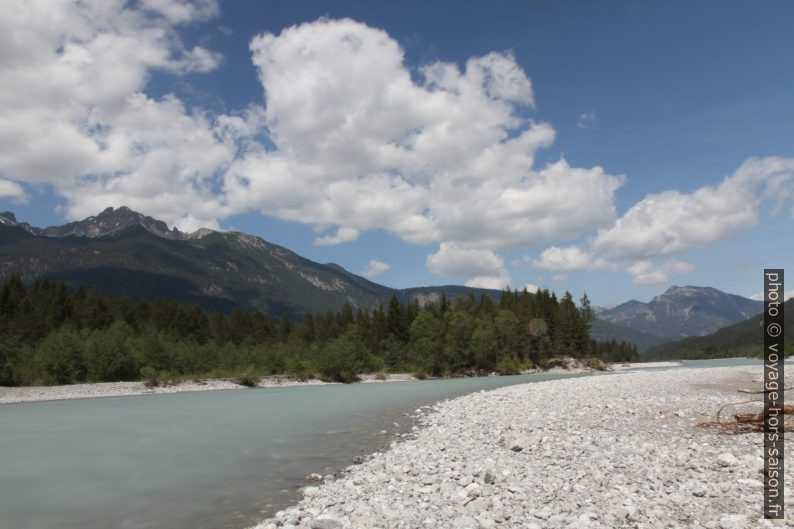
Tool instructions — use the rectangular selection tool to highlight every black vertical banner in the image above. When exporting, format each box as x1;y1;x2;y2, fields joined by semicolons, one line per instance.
764;269;784;519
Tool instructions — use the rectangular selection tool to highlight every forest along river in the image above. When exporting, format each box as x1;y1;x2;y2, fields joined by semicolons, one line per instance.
0;358;763;529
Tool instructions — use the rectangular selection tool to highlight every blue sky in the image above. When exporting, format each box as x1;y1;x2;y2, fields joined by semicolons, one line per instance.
1;0;792;306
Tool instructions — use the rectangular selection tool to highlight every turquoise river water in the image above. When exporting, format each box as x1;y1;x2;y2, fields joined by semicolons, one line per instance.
0;358;765;529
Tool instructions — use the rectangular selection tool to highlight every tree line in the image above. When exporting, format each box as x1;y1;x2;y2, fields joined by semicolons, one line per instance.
0;276;638;386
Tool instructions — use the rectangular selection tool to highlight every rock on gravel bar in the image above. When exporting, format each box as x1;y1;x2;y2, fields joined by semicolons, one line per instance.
253;366;793;529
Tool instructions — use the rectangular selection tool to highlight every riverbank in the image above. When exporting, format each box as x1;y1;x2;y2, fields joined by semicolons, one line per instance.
0;372;433;404
0;376;307;404
0;373;429;404
0;360;685;405
0;358;601;405
253;365;790;529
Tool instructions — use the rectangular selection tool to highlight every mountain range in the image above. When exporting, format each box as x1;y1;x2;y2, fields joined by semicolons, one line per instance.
597;286;762;340
642;298;791;360
0;207;498;319
0;207;764;352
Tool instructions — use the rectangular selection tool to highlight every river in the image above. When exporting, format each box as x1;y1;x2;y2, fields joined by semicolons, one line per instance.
0;358;765;529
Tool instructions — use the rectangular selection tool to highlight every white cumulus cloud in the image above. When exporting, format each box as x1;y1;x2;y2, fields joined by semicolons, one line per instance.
532;156;794;282
227;18;625;258
465;269;512;290
315;227;361;246
593;157;794;261
139;0;220;24
577;110;596;129
534;246;593;270
362;259;390;277
0;179;29;204
427;242;506;276
627;259;694;285
426;242;512;289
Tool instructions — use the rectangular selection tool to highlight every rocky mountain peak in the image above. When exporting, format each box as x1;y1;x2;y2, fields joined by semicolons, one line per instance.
658;285;717;299
187;227;216;240
42;206;187;240
0;211;17;224
598;286;762;339
0;211;43;235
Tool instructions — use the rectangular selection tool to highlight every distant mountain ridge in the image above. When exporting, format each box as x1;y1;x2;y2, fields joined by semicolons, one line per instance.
643;298;792;360
0;207;508;319
598;285;762;339
1;206;207;240
42;206;191;240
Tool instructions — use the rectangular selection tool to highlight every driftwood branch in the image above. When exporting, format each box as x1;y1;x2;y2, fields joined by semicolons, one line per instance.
737;386;793;394
696;399;794;434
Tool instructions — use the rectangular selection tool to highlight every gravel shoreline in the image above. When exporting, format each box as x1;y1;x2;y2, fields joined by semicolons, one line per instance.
0;377;337;405
253;365;790;529
0;374;427;405
0;362;685;405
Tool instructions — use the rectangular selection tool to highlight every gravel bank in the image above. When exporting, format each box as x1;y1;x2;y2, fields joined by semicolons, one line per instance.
610;361;683;370
0;374;423;405
0;377;316;404
254;366;791;529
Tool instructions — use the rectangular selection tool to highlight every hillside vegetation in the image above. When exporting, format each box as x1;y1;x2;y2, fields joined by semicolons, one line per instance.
0;277;637;386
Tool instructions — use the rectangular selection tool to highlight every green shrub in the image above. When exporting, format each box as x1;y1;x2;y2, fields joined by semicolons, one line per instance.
34;327;86;385
82;323;138;382
284;355;313;380
8;344;41;386
0;339;22;386
157;370;178;386
495;355;522;375
368;354;387;374
140;366;159;387
313;336;369;383
234;368;259;387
